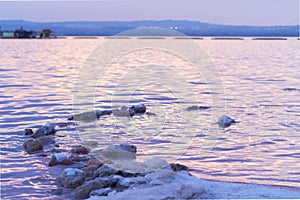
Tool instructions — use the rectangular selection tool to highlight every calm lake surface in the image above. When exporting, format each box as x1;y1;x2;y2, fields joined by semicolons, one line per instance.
1;38;300;199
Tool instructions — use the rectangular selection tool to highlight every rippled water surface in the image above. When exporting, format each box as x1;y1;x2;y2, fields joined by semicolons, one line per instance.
1;38;300;199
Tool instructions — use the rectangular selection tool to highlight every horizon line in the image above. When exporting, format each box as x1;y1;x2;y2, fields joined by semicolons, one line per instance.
1;19;299;27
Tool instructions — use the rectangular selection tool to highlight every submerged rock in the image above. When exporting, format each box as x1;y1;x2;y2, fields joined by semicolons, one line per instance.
217;115;236;128
57;168;85;188
186;106;199;111
186;105;211;111
49;188;63;195
37;135;55;145
145;112;157;117
23;139;43;153
199;106;211;110
24;128;33;135
32;122;56;138
48;153;74;166
130;104;146;114
283;87;300;92
112;106;135;117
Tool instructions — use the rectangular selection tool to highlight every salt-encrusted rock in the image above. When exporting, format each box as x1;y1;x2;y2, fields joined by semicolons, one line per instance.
32;122;56;138
74;178;111;199
130;104;146;114
218;115;236;128
23;139;43;153
37;135;55;145
89;188;114;197
111;158;169;174
68;110;113;120
93;164;119;178
96;110;113;118
48;153;74;166
101;144;136;159
87;180;204;200
112;106;135;117
143;157;169;171
72;146;90;154
57;168;85;188
119;143;137;153
110;160;143;175
118;176;148;188
68;105;147;120
24;128;33;135
145;169;176;185
69;111;99;122
170;163;189;171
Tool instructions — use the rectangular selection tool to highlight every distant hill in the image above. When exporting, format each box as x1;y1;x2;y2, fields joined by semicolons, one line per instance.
0;20;299;36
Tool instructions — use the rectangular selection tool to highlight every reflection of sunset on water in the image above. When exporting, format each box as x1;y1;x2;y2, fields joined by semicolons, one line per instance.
1;38;300;198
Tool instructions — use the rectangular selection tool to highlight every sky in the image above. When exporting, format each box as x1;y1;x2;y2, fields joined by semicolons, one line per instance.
0;0;299;26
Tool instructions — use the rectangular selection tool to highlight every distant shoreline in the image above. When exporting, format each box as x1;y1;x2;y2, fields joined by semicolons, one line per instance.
1;20;299;37
1;36;299;40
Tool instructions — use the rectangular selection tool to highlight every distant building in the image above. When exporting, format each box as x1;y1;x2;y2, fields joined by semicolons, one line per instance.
14;27;33;38
0;27;55;39
1;31;15;38
40;29;53;38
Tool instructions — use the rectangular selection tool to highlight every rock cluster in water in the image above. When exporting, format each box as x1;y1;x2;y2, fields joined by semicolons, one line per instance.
21;123;203;199
52;143;200;200
185;105;237;128
21;104;239;199
68;104;147;121
23;122;57;153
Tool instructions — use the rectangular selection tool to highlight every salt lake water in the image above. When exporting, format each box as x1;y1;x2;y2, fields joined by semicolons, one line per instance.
0;37;299;199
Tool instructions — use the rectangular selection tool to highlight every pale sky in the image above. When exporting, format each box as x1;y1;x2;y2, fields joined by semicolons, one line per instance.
0;0;299;26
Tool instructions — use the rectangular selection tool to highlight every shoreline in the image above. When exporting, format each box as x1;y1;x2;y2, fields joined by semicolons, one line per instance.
22;119;300;199
189;173;300;193
87;175;300;200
